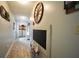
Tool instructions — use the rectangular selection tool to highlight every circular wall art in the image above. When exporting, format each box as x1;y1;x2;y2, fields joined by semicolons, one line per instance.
34;2;44;24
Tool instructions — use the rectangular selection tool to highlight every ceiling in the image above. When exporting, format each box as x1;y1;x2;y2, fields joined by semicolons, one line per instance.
7;1;37;18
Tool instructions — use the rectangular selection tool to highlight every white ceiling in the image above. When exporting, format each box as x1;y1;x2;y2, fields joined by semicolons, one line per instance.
7;1;37;18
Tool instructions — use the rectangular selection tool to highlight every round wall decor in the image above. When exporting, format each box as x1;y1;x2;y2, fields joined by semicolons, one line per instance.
34;2;44;24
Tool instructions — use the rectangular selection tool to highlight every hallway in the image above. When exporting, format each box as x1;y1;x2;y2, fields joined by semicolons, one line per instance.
0;1;79;58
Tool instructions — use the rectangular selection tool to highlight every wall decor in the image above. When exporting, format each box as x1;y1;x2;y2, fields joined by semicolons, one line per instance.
0;5;10;22
64;1;79;14
34;2;44;24
19;25;26;30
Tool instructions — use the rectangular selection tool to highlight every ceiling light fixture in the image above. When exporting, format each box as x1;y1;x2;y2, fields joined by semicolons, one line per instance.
17;0;29;5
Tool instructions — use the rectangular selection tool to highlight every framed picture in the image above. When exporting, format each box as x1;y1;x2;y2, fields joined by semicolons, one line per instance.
64;1;79;14
0;5;10;22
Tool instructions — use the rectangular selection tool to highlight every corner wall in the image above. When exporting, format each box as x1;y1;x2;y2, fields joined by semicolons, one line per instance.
0;1;15;57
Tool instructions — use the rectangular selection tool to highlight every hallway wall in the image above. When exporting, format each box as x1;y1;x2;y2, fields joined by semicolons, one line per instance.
0;1;15;57
33;1;79;58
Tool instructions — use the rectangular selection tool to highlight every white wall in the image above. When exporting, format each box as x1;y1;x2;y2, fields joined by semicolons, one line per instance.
33;1;79;58
0;1;15;57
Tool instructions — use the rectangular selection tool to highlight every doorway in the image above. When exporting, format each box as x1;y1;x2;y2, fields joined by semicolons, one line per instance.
14;16;32;48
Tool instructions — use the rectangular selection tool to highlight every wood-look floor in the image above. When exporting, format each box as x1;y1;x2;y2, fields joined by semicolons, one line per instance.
7;41;31;58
